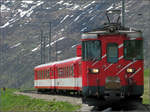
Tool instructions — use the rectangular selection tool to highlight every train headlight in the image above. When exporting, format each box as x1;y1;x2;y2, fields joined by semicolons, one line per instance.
89;68;99;74
126;68;135;73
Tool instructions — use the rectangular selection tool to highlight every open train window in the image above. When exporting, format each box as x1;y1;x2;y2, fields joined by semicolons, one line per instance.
124;40;143;60
82;40;101;61
107;43;118;63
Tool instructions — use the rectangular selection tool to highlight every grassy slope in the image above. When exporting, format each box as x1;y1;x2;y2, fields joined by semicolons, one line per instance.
143;69;150;104
0;89;80;112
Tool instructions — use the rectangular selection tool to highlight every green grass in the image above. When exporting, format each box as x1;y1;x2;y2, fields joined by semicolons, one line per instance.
0;89;80;112
143;69;150;104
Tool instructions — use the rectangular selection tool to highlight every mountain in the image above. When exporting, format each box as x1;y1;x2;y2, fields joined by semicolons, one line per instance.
0;0;150;88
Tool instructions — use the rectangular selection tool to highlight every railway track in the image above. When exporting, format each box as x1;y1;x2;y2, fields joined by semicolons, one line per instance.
17;90;149;112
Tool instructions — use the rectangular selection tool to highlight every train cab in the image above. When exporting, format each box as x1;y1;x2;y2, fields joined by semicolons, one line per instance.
81;24;144;105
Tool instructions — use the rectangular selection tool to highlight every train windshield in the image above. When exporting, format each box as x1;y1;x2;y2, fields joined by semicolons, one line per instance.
82;40;101;61
107;43;118;63
124;40;143;60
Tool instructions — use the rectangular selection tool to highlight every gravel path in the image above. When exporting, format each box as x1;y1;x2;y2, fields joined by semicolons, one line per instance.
14;92;94;111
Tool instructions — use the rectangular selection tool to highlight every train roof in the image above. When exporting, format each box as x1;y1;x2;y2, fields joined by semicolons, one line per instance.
82;23;142;39
35;57;81;69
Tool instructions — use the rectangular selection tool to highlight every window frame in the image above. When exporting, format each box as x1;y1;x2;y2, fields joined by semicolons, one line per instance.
106;43;119;63
124;40;143;60
82;40;102;61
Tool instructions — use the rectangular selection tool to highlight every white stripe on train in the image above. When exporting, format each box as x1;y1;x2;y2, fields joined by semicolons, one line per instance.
34;77;82;87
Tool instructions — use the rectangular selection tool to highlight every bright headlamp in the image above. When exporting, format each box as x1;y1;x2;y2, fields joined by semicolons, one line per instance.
89;68;99;74
126;68;135;73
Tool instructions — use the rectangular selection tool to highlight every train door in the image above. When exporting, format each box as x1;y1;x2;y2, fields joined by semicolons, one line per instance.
50;67;55;89
74;62;81;91
103;37;123;89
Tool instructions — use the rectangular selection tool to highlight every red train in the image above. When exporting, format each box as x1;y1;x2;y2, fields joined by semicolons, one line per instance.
34;11;144;106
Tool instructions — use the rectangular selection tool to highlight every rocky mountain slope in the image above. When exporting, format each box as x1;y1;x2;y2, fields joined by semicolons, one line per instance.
0;0;150;88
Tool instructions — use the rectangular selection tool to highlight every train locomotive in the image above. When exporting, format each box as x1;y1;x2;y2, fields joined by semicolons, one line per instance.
34;10;144;106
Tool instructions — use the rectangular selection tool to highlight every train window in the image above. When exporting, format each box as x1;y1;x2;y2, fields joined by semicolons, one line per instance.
47;70;49;79
58;68;63;77
68;66;70;76
38;71;40;79
82;40;101;61
69;66;70;76
40;71;42;79
41;71;43;79
57;68;59;77
43;71;45;79
124;40;143;60
36;71;38;79
50;68;53;77
65;67;67;77
45;70;46;79
43;71;44;79
51;69;54;77
46;70;48;79
79;63;81;75
107;43;118;63
70;66;72;76
72;66;74;76
48;70;50;78
63;67;65;77
64;67;66;77
62;68;64;77
66;67;67;77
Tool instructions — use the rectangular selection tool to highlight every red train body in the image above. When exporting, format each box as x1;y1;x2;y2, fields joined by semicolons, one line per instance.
34;57;82;91
34;11;144;106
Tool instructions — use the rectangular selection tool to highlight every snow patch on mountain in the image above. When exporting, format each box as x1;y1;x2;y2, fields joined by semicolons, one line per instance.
68;4;80;10
81;27;87;32
0;1;44;29
46;37;66;48
31;45;40;52
107;4;114;10
74;14;82;22
22;0;33;4
83;1;95;9
57;0;64;4
1;4;10;12
60;15;69;23
10;43;21;48
57;51;62;54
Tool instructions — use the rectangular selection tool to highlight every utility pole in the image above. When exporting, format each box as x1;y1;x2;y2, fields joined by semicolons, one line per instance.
40;29;43;64
56;40;57;61
121;0;125;27
43;36;46;64
40;22;52;64
40;31;48;64
48;22;51;62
